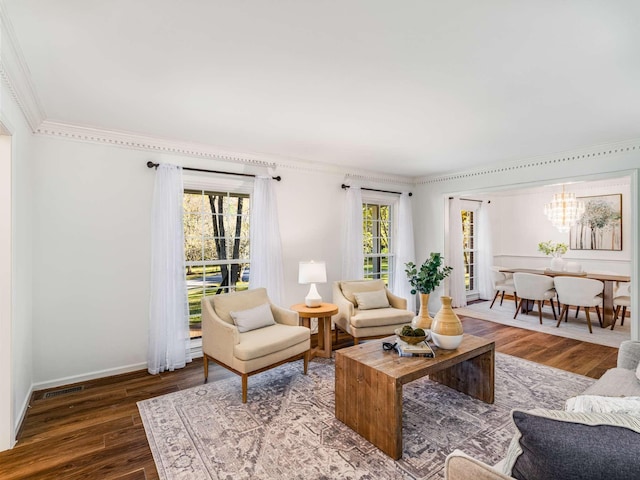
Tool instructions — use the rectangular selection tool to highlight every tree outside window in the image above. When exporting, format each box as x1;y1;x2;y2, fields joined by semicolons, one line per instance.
184;190;250;338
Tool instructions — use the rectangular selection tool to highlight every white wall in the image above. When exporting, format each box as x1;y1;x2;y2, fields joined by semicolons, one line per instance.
30;136;411;388
490;178;631;274
413;150;639;340
0;80;35;449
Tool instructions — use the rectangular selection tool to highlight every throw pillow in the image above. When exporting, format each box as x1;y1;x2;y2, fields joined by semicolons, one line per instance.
353;290;390;310
502;409;640;480
230;303;276;333
340;279;386;306
566;395;640;414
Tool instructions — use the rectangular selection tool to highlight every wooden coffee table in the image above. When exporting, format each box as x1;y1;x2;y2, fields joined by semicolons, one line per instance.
334;334;495;459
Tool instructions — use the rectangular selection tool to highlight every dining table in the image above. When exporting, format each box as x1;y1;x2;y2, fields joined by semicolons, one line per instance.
499;268;631;328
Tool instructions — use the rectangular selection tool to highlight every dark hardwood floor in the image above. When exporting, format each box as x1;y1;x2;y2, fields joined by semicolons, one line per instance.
0;317;619;479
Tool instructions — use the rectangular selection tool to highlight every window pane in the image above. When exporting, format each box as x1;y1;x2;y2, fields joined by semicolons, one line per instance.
184;190;251;340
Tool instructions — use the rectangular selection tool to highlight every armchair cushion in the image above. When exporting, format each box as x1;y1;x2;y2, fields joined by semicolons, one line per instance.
230;303;276;333
503;409;640;479
351;307;413;328
234;324;310;361
340;279;386;306
353;289;390;310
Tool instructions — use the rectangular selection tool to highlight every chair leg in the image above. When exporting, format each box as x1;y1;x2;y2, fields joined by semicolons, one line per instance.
203;353;209;383
514;298;524;319
490;290;500;309
557;305;568;327
353;337;359;345
335;325;339;343
575;306;580;318
500;291;506;306
584;307;593;334
595;306;602;327
514;293;518;309
549;298;557;320
242;374;248;403
303;350;310;375
621;306;627;326
537;300;543;324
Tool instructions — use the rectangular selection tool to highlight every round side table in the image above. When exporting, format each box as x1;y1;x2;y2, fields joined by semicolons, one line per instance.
290;302;339;359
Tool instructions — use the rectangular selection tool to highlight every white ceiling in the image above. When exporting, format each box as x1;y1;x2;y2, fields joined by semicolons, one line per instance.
4;0;640;177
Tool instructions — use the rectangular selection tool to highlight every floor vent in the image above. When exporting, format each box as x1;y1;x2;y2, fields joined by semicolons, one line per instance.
43;386;84;399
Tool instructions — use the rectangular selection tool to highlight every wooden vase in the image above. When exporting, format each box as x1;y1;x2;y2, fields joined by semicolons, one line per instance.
431;296;464;349
411;293;433;330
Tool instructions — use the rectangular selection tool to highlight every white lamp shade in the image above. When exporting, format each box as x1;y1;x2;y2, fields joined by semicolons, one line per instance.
298;261;327;284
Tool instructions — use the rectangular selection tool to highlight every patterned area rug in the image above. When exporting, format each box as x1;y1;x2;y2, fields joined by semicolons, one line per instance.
138;353;594;480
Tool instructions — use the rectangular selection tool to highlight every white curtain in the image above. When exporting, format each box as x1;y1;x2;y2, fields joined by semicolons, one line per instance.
342;185;364;280
392;193;416;312
477;201;494;300
148;164;191;375
249;176;285;305
448;197;467;307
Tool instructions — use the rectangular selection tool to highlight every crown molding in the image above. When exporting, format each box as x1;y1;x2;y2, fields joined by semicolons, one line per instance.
415;139;640;185
0;1;46;130
35;119;416;184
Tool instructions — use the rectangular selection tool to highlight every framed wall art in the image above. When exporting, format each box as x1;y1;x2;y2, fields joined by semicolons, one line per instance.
569;194;622;251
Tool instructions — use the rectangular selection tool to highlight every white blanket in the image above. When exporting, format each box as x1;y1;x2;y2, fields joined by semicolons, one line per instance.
565;395;640;413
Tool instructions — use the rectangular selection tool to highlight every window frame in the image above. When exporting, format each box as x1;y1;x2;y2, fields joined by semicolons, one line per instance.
361;192;398;286
182;174;253;345
461;200;480;299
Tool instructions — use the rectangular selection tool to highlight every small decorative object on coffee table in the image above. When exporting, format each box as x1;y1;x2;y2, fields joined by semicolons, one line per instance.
405;252;453;330
430;296;463;349
395;325;428;344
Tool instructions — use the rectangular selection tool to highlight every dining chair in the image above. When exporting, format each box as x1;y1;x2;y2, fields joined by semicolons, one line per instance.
490;270;518;309
512;273;557;323
553;276;604;334
612;282;631;330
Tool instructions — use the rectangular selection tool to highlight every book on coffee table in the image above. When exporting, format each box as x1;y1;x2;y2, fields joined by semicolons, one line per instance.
396;339;435;358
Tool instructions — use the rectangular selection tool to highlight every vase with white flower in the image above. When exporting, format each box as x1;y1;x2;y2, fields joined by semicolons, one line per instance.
538;240;568;271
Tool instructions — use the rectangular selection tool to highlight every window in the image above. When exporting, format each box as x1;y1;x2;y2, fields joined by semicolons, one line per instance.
363;202;393;285
183;189;251;339
461;209;477;294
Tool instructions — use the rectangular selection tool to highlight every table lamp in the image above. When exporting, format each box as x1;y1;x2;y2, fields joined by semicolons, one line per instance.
298;260;327;307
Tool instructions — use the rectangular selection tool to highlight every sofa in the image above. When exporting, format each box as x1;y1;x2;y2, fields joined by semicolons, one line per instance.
445;341;640;480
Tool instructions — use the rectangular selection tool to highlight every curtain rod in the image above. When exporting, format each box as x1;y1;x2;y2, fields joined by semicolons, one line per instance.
146;161;281;181
341;184;412;196
449;197;490;203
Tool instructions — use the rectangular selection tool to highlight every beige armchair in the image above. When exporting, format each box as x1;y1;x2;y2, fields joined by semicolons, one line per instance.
332;279;414;344
202;288;310;403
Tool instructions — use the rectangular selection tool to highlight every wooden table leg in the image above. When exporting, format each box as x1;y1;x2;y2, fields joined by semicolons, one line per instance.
601;280;615;328
429;347;495;403
335;352;403;459
314;316;333;358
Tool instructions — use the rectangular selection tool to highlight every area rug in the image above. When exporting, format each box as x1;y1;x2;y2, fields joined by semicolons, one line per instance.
138;354;594;480
456;300;630;348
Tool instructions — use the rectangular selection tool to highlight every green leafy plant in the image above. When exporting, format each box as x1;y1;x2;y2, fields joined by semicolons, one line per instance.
405;252;453;295
537;240;568;256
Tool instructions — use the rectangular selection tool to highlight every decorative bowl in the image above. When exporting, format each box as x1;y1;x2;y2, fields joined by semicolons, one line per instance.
395;328;428;345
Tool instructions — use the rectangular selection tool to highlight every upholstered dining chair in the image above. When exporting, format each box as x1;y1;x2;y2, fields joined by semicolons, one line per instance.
553;276;604;334
490;270;518;310
512;273;557;323
612;282;631;330
201;288;311;403
332;279;414;345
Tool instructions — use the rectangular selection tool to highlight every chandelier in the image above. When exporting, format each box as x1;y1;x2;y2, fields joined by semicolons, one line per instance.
544;185;585;233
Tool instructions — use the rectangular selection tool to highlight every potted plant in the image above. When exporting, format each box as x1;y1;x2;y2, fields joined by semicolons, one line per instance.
405;252;453;329
538;240;568;271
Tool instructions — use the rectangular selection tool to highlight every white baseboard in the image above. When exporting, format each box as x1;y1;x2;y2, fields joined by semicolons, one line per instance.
32;362;148;391
14;384;33;444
